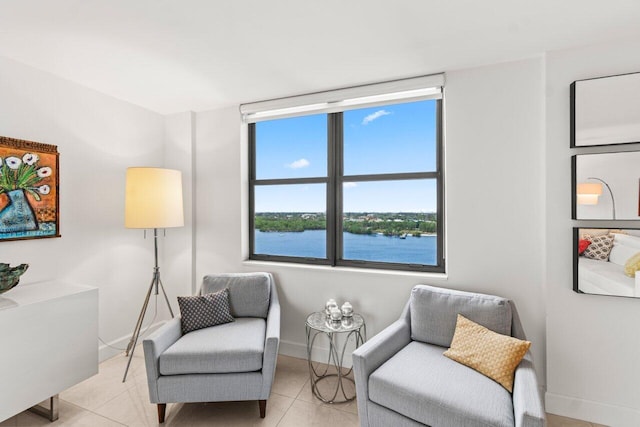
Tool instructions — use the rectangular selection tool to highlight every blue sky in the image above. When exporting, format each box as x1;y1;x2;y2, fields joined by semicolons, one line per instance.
255;100;437;212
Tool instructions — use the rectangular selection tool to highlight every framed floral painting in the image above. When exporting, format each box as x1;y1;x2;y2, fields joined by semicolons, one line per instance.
0;136;60;241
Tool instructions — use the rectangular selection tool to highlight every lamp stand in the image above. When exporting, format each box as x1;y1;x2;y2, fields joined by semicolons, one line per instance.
122;228;174;382
588;177;616;220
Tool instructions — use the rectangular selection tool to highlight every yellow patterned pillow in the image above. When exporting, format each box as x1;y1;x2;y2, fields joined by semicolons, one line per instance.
443;314;531;392
624;252;640;277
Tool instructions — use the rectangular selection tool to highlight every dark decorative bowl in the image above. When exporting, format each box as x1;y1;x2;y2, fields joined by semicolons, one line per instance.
0;263;29;295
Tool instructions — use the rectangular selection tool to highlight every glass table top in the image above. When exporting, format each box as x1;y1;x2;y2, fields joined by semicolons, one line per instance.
306;311;364;333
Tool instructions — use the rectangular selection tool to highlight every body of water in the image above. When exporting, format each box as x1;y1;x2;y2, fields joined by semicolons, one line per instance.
255;230;437;265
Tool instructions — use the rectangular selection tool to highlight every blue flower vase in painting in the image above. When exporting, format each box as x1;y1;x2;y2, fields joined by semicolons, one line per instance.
0;189;38;232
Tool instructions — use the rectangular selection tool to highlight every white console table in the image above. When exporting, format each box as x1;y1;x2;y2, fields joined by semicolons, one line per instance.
0;281;98;422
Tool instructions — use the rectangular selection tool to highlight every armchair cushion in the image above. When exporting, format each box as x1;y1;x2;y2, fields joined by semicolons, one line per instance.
159;318;265;375
202;273;271;318
369;341;514;427
410;284;512;347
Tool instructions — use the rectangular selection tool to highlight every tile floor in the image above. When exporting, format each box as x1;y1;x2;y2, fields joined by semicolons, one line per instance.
0;349;605;426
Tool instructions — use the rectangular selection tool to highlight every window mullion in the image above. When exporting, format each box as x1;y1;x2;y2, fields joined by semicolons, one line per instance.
248;123;256;258
326;115;336;264
436;99;445;268
252;177;327;186
342;171;438;182
327;112;343;265
334;113;344;263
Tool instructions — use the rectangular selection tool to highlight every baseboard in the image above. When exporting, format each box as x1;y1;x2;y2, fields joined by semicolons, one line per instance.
278;339;353;367
98;320;168;362
278;339;308;360
546;391;640;427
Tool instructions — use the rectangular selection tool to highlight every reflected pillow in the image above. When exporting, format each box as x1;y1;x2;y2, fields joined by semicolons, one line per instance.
583;234;614;261
624;252;640;278
443;314;531;392
578;239;591;255
614;233;640;250
609;243;640;266
177;288;235;334
580;229;612;239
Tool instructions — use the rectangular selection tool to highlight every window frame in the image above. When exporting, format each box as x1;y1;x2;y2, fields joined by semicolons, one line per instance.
248;99;444;273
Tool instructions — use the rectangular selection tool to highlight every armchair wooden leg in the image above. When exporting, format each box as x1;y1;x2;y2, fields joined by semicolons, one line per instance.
157;403;166;423
258;400;266;418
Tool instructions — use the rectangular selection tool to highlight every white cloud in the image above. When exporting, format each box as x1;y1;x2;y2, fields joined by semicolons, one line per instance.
286;158;310;169
362;109;391;125
343;182;358;189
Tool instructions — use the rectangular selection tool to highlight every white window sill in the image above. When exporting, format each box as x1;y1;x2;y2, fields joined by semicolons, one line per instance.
242;259;448;280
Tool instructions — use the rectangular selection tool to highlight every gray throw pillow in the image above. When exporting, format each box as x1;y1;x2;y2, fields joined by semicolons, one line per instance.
177;288;234;334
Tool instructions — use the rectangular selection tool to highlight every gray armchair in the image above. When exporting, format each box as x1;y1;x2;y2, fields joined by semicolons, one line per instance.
353;284;545;427
143;272;280;423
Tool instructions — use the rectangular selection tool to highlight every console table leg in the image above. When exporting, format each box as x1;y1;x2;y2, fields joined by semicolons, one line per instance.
28;395;59;421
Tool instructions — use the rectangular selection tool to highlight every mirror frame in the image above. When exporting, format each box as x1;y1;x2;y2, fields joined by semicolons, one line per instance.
571;71;640;148
574;227;640;299
571;152;640;221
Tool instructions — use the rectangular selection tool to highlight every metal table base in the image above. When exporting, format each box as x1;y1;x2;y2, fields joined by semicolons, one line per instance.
28;395;59;422
305;313;366;404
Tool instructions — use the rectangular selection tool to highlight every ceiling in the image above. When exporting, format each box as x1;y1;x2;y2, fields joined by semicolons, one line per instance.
0;0;639;114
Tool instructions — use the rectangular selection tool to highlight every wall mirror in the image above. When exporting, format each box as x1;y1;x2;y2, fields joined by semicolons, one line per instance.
572;151;640;220
571;72;640;147
574;228;640;298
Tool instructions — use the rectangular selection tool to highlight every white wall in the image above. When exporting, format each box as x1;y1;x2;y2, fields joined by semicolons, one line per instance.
163;112;196;301
0;56;168;361
545;38;640;425
193;57;547;381
445;58;546;379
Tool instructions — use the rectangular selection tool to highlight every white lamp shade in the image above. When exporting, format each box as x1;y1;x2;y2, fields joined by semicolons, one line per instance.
125;167;184;229
577;194;600;205
577;183;603;195
576;182;603;205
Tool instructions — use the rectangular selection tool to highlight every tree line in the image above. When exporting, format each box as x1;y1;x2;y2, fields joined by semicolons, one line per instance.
255;213;436;236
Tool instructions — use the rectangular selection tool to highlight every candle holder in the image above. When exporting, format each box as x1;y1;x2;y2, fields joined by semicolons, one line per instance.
341;302;353;318
341;317;354;328
325;299;338;318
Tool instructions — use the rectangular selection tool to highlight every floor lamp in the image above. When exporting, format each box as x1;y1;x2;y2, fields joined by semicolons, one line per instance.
122;167;184;382
577;177;616;220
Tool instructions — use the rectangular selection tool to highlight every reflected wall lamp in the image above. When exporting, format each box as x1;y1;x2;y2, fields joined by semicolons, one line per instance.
122;167;184;382
577;177;616;219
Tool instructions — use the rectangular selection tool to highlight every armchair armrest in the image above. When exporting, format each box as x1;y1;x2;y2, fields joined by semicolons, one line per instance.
512;352;546;427
352;311;411;427
261;281;281;398
142;317;182;403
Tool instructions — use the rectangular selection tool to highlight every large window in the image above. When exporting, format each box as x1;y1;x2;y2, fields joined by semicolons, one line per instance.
247;79;444;272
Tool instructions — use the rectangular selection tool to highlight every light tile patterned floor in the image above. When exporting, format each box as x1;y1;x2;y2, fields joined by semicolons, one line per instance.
0;350;604;426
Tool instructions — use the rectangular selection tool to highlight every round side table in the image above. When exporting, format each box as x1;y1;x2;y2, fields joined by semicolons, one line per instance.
305;311;366;403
